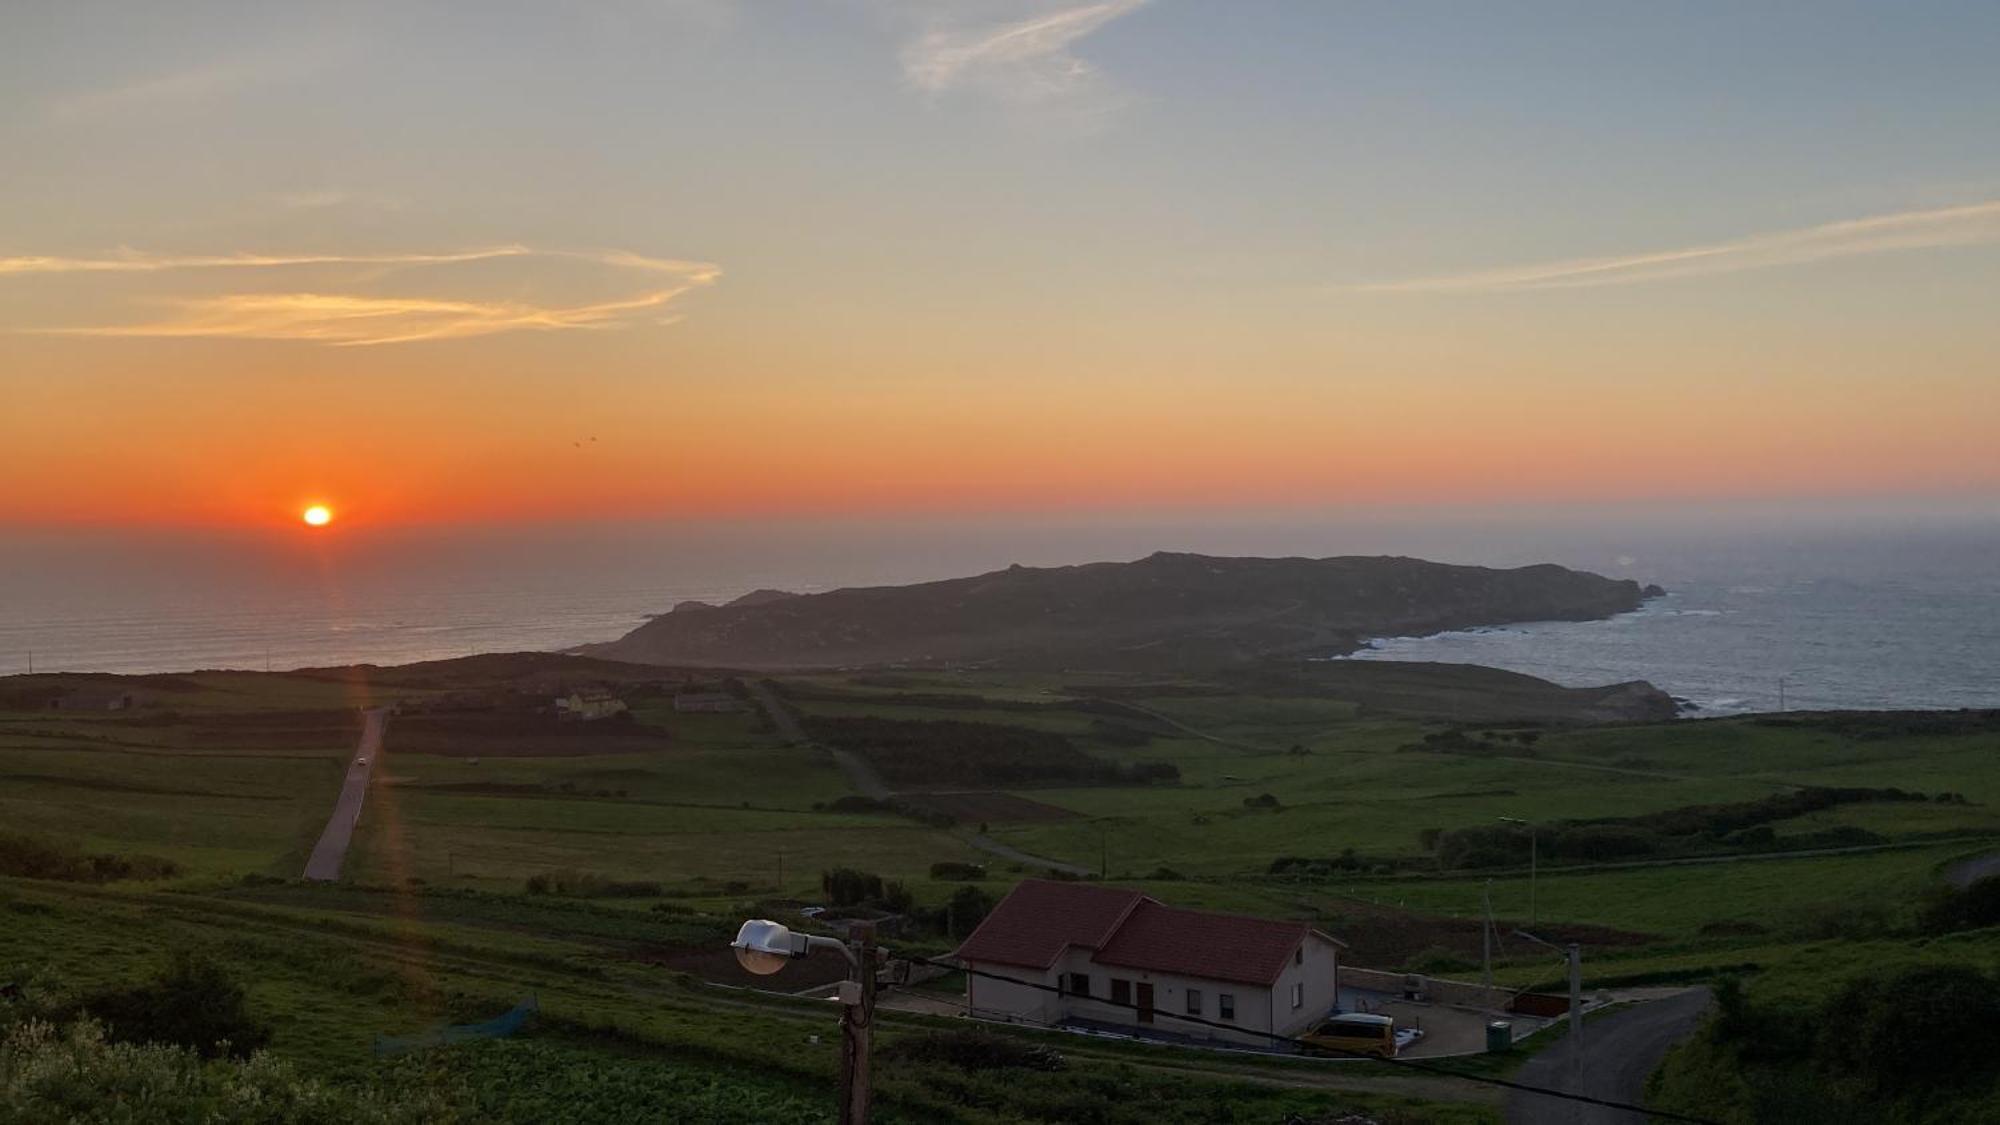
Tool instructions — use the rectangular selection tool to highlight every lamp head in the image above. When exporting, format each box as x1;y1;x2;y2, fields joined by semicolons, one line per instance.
731;919;800;976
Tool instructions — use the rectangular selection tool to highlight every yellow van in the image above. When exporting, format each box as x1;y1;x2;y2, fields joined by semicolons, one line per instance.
1300;1013;1397;1059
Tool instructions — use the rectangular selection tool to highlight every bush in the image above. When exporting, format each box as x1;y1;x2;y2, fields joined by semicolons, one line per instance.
1545;825;1663;862
523;869;661;898
944;886;995;938
1402;946;1475;975
1815;964;2000;1096
821;868;884;908
929;862;986;881
0;831;179;884
2;1019;437;1124
1243;793;1281;810
883;1028;1064;1072
79;951;271;1059
1921;875;2000;934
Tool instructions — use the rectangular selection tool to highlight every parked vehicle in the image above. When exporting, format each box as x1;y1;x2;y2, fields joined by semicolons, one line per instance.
1299;1013;1397;1059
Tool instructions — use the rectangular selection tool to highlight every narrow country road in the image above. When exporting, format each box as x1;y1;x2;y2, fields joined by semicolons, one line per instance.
745;680;1092;876
1503;988;1711;1124
1946;849;2000;888
303;707;387;881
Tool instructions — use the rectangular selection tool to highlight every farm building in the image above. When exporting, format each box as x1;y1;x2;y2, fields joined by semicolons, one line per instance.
554;687;627;721
953;879;1342;1048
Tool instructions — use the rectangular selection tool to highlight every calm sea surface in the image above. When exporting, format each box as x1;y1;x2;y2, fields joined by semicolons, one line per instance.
4;511;1996;714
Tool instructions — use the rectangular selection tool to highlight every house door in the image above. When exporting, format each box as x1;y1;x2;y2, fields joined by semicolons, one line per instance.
1136;982;1154;1024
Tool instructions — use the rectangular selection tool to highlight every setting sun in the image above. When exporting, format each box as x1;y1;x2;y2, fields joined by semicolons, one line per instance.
302;505;332;527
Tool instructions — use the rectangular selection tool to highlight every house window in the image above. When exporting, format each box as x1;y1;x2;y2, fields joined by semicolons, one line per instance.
1067;972;1090;998
1186;988;1202;1016
1291;982;1305;1010
1110;979;1131;1006
1218;993;1235;1021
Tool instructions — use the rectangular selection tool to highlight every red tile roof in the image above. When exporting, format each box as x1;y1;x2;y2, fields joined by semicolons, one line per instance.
1095;901;1311;986
953;879;1334;986
952;880;1145;970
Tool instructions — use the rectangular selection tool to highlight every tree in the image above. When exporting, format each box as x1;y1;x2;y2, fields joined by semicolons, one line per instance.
945;886;995;938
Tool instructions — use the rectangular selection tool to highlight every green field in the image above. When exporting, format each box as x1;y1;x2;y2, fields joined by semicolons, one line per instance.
6;659;2000;1121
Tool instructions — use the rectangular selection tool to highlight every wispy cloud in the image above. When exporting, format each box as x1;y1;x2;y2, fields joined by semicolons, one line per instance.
900;0;1148;105
48;46;336;120
0;247;535;277
1352;200;2000;294
7;247;721;346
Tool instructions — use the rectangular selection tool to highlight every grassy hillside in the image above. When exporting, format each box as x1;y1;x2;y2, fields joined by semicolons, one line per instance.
6;656;2000;1120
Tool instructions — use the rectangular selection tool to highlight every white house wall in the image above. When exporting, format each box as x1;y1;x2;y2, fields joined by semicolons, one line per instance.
964;962;1060;1025
962;936;1341;1050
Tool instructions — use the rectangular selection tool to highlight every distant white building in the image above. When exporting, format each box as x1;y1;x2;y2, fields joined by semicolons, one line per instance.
954;879;1343;1048
555;687;628;721
672;691;742;713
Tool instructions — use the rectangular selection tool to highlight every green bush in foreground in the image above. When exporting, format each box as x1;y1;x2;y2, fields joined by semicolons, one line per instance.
0;1019;436;1125
1654;965;2000;1124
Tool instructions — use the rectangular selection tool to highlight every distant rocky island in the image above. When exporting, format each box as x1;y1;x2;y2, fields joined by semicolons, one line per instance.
586;552;1660;674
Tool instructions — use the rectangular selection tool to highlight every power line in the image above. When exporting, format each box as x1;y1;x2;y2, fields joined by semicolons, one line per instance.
903;954;1719;1125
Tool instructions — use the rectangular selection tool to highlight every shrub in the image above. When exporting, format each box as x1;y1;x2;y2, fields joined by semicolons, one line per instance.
1545;825;1663;862
1243;793;1281;810
883;1028;1064;1072
929;862;986;881
1815;965;2000;1096
1921;875;2000;934
0;831;179;884
523;869;659;898
1402;946;1475;975
821;867;884;908
1;1018;438;1124
79;951;271;1059
944;886;995;938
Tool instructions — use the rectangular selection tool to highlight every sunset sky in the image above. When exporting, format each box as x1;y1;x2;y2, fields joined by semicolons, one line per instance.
4;1;1999;529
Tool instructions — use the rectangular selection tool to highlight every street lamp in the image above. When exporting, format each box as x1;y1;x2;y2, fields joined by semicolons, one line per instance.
731;919;879;1125
1498;816;1537;927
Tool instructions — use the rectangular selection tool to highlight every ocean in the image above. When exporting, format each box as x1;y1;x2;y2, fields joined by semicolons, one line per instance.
4;508;1997;715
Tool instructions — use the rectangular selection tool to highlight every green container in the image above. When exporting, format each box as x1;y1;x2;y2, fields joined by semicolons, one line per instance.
1486;1020;1513;1052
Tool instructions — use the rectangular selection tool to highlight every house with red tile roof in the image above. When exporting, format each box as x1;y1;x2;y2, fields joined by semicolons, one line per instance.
951;879;1342;1047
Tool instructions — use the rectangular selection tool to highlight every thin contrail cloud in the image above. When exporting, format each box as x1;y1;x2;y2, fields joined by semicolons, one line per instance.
4;246;721;345
1351;199;2000;294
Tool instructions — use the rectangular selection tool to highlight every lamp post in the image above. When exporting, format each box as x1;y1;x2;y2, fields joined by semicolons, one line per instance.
732;919;879;1125
1498;816;1537;927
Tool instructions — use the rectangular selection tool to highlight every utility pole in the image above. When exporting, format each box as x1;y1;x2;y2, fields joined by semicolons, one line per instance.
839;923;878;1125
1778;675;1788;712
1566;942;1584;1123
1515;929;1585;1121
1100;826;1108;880
1481;881;1494;987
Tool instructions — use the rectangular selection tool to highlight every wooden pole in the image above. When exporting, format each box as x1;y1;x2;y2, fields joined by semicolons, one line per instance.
840;924;877;1125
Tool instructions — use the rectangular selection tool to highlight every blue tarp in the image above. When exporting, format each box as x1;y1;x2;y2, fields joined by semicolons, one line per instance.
373;995;538;1056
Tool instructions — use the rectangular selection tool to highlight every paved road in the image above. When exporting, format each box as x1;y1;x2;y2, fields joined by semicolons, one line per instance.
303;708;387;881
1504;988;1710;1124
746;680;1092;876
1946;849;2000;888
